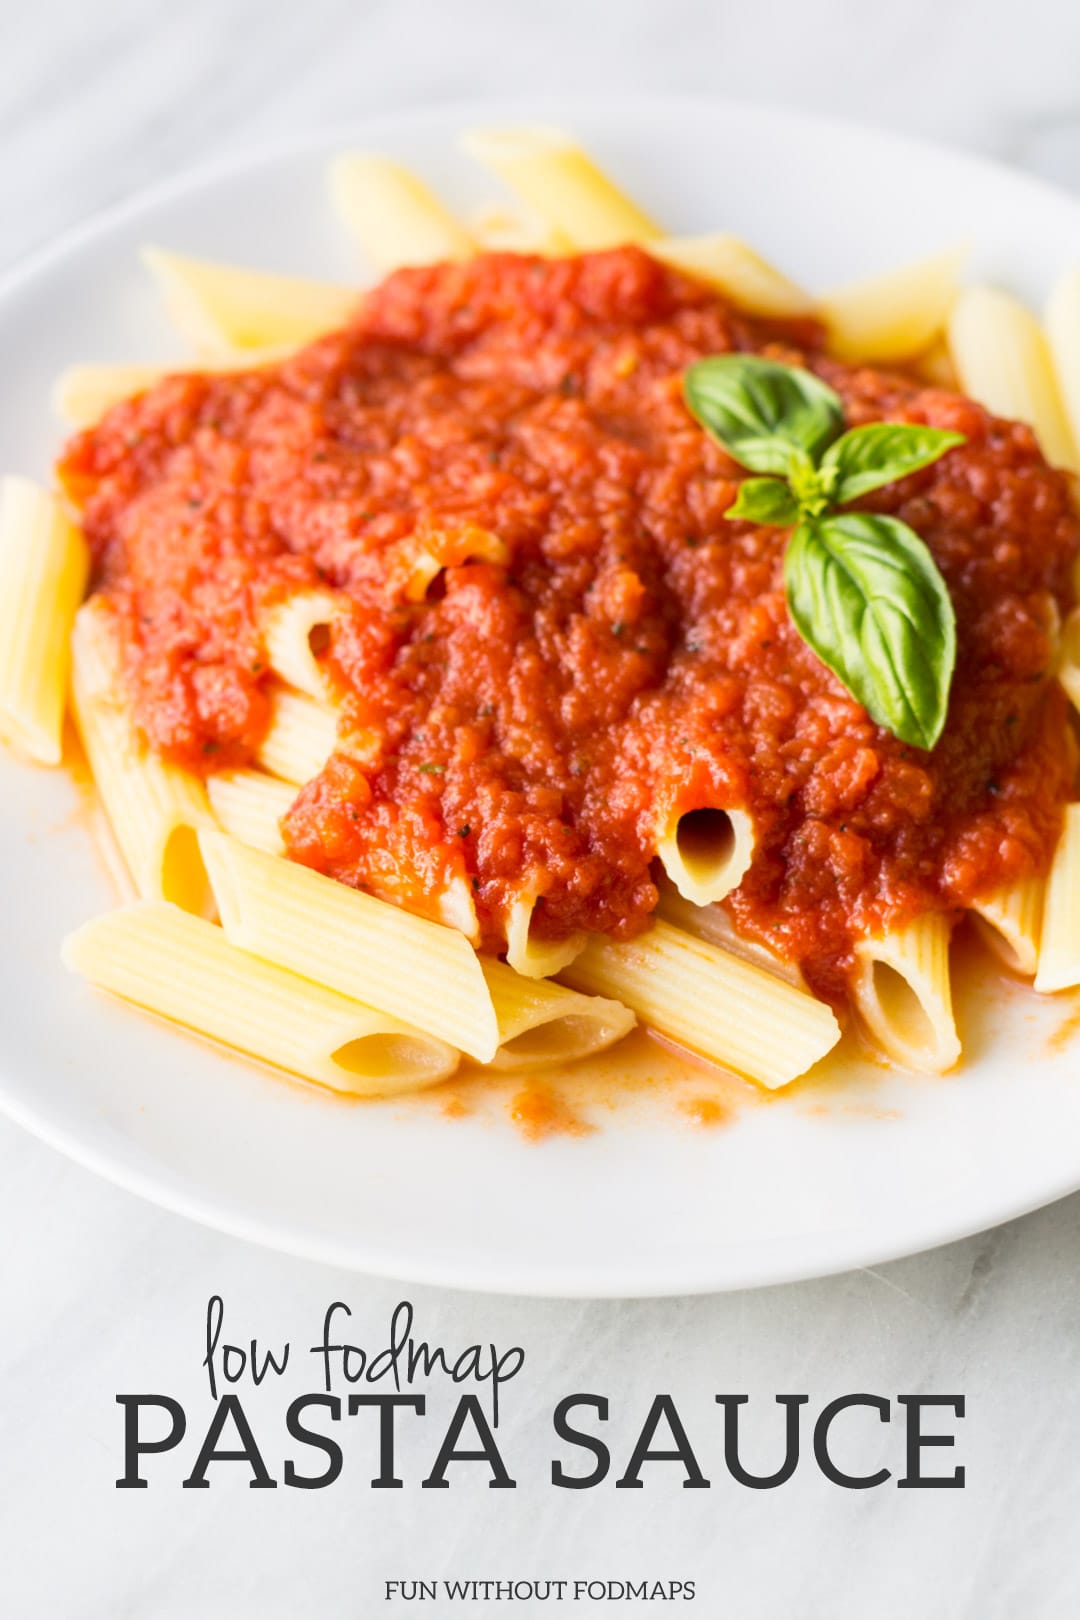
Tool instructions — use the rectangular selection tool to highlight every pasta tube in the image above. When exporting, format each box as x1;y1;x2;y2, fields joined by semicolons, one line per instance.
53;346;294;427
461;127;658;252
504;895;585;979
655;807;755;907
261;587;342;699
207;769;296;855
198;828;500;1061
561;920;840;1089
0;477;88;764
254;687;338;786
970;878;1044;977
821;244;967;363
71;599;215;914
852;913;961;1073
654;878;805;988
1045;265;1080;464
328;155;476;271
1034;805;1080;992
948;285;1080;473
650;234;814;319
483;958;634;1070
63;902;459;1097
141;247;357;355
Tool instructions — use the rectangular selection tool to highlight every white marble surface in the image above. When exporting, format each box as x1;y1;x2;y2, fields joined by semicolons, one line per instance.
4;1;1080;1614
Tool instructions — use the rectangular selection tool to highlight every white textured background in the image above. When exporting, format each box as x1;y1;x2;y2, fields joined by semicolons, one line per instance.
4;2;1080;1615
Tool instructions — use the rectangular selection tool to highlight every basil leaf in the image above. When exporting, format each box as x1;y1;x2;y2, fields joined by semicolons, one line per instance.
784;513;956;750
821;424;965;504
684;355;845;477
726;477;800;526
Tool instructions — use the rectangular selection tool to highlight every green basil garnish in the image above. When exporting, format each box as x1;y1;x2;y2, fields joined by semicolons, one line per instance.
682;354;964;750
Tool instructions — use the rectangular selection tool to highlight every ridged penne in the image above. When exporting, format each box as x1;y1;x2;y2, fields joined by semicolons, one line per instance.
53;346;294;427
504;894;586;979
461;127;657;252
1034;805;1080;992
207;769;296;855
199;828;500;1060
852;912;961;1073
254;687;338;786
261;587;342;699
0;477;88;764
948;285;1080;473
821;244;967;363
71;599;215;914
654;878;805;988
328;154;476;271
483;958;634;1070
655;807;755;907
561;920;840;1089
651;234;814;318
970;878;1044;977
63;902;459;1096
141;247;357;355
1045;266;1080;465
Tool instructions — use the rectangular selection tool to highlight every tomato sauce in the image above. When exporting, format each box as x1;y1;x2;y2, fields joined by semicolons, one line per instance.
59;248;1080;1002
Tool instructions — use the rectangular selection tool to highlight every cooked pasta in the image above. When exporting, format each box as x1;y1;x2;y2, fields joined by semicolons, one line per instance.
948;285;1080;473
655;807;755;907
53;347;293;427
851;913;961;1073
504;895;586;979
141;247;357;355
654;879;805;988
199;828;500;1060
206;769;296;855
1045;265;1080;463
561;920;840;1089
970;879;1044;977
1034;805;1080;993
461;126;657;251
0;477;88;765
329;153;476;271
63;902;459;1096
254;687;339;786
1057;607;1080;714
261;587;343;699
820;244;967;363
483;958;634;1070
71;600;216;914
650;234;814;319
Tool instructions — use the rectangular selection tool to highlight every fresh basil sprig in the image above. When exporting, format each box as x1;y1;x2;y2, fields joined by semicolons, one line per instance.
683;355;964;750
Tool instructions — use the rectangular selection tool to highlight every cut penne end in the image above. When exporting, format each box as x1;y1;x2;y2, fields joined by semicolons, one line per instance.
948;284;1080;473
970;878;1044;977
562;920;840;1089
821;243;968;363
650;234;814;319
483;958;634;1071
504;895;586;979
1034;805;1080;992
0;477;88;765
198;827;500;1061
328;154;476;271
261;586;343;700
53;345;296;428
461;126;657;252
852;913;961;1073
655;807;755;907
63;902;458;1097
141;247;358;355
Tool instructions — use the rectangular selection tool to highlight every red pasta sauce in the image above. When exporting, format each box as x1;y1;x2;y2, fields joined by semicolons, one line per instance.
59;247;1080;1004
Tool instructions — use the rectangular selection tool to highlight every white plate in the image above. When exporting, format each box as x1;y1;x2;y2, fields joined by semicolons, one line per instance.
5;94;1080;1297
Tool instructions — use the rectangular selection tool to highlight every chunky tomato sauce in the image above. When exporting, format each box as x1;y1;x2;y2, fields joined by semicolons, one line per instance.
60;248;1080;1001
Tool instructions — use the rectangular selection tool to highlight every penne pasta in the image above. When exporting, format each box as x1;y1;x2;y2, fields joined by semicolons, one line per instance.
206;768;296;855
261;587;343;699
63;902;459;1097
970;878;1044;977
254;686;339;786
504;894;586;979
821;244;968;363
1044;265;1080;466
654;878;805;988
53;345;295;427
1034;805;1080;992
198;828;500;1061
470;204;561;256
483;958;634;1070
655;806;755;907
651;234;814;319
141;247;357;356
328;154;477;271
71;599;216;914
0;477;88;765
852;913;961;1073
461;126;657;252
561;920;840;1089
948;285;1080;473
